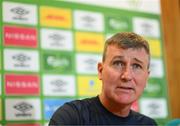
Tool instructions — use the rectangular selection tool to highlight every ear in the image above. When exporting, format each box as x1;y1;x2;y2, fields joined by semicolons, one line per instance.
147;70;150;77
97;62;103;80
145;70;150;88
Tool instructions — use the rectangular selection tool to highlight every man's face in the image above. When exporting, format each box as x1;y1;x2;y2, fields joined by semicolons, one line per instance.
98;45;150;105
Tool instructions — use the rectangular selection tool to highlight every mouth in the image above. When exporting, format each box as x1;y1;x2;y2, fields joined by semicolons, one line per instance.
116;86;135;92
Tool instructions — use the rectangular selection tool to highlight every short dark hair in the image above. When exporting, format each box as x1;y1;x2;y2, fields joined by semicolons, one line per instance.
102;32;150;68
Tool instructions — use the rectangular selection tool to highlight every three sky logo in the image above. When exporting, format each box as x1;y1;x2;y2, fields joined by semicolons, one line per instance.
5;98;41;120
3;1;37;25
44;99;73;120
77;75;101;96
4;49;39;72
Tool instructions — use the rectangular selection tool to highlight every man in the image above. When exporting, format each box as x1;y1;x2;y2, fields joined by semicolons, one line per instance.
49;32;157;125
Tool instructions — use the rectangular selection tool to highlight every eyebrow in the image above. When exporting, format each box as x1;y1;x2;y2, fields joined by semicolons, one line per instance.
112;56;144;65
133;57;144;65
111;56;123;61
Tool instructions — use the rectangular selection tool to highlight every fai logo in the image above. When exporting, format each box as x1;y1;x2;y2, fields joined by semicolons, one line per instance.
89;80;95;89
11;7;29;20
13;53;30;67
49;33;65;46
14;102;33;117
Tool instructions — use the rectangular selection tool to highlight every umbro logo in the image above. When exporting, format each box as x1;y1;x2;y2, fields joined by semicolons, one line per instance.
13;53;30;67
11;7;29;20
81;15;95;23
148;103;160;115
49;33;65;46
85;58;96;65
51;79;66;92
14;102;33;117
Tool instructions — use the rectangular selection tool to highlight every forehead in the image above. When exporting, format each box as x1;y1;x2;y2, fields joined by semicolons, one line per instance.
106;45;149;63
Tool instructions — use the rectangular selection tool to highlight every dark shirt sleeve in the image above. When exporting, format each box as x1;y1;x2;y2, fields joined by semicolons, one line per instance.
49;102;81;125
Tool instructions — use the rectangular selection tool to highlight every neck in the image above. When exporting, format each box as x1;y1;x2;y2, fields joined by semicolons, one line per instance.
99;94;132;117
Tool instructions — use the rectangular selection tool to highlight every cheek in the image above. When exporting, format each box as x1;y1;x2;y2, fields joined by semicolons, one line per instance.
102;67;117;79
102;68;119;87
136;75;148;91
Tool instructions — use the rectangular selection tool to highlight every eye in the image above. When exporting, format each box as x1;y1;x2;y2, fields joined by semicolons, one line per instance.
112;60;124;68
132;63;142;70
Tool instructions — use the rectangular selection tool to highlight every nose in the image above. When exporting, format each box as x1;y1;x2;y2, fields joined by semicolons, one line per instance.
121;66;132;81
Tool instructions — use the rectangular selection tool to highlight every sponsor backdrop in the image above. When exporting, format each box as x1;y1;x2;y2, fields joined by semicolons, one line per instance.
0;0;169;125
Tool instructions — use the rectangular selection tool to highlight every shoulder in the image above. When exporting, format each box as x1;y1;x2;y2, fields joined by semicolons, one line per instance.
49;97;98;125
71;96;97;107
130;110;157;125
